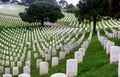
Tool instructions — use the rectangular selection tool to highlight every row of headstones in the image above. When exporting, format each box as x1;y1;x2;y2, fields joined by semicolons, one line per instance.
0;49;26;65
0;37;80;76
118;55;120;77
97;18;119;38
0;25;78;56
0;22;81;50
0;48;25;59
3;73;30;77
0;27;80;56
0;15;21;20
104;18;119;27
50;31;93;77
104;19;118;28
97;19;119;29
36;31;87;76
97;29;120;77
0;16;40;27
1;26;79;50
58;13;77;22
0;60;31;74
107;18;119;27
0;27;72;76
0;66;30;76
38;31;85;62
111;28;120;39
0;46;28;62
38;58;78;76
0;29;25;45
0;26;84;76
35;26;83;50
97;29;120;64
104;27;120;39
0;17;86;73
32;27;82;55
39;48;87;76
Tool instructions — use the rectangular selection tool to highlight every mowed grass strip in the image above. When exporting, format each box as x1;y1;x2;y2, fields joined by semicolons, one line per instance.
77;34;117;77
30;32;118;77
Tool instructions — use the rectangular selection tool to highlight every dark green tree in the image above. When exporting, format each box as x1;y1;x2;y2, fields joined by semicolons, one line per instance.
1;0;10;3
36;0;57;4
66;3;75;9
109;0;120;20
65;4;76;13
19;2;64;26
75;0;110;33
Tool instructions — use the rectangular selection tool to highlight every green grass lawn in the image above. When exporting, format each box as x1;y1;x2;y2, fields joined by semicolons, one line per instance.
0;10;119;76
0;18;119;77
78;33;117;77
33;32;117;77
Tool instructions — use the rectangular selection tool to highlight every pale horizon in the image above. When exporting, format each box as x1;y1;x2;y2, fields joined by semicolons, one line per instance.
57;0;79;6
16;0;79;6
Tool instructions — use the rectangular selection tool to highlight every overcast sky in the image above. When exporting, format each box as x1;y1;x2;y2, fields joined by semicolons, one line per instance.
57;0;79;6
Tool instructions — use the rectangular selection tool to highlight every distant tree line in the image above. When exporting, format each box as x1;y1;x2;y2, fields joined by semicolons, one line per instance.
75;0;120;33
0;0;56;5
19;0;64;26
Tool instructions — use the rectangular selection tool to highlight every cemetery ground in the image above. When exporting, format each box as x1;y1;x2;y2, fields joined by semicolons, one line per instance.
0;3;120;77
37;31;119;77
0;16;120;77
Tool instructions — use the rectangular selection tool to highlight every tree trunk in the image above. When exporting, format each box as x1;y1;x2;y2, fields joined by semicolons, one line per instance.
93;16;96;33
41;19;44;26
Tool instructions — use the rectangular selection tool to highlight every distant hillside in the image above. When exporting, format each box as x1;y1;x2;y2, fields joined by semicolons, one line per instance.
0;3;27;16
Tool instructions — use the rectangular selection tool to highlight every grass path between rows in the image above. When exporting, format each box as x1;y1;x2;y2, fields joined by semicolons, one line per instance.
29;33;118;77
77;34;117;77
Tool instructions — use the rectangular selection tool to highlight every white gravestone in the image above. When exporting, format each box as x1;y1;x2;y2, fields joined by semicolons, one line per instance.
23;66;30;74
106;41;114;54
52;57;59;67
79;48;85;56
75;51;84;63
59;52;65;60
6;61;9;66
13;67;19;75
110;46;120;64
0;66;4;73
17;61;22;67
34;53;38;59
51;73;67;77
66;59;78;77
25;61;30;66
5;68;10;74
118;31;120;40
64;47;70;55
118;55;120;77
40;62;48;75
11;62;15;67
19;74;30;77
45;54;51;61
52;50;56;56
36;59;42;68
3;74;12;77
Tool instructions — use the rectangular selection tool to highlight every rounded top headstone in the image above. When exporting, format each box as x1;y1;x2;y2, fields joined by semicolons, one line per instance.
51;73;67;77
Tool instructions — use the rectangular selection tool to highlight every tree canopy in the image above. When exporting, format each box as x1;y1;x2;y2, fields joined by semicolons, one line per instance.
66;3;75;9
65;4;76;13
110;0;120;20
36;0;57;4
19;2;64;26
75;0;110;33
1;0;10;3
